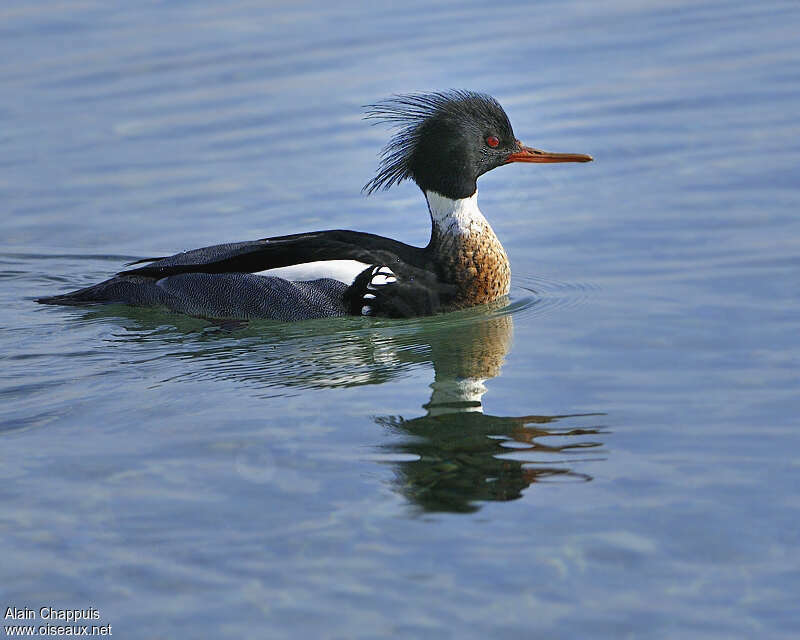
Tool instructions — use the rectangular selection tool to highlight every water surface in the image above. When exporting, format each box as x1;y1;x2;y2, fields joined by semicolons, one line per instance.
1;1;799;638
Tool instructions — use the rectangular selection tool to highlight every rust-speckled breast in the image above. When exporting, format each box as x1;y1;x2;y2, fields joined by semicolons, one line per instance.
431;222;511;308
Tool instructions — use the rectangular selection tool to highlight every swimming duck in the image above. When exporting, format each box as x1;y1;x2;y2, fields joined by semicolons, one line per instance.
38;91;591;320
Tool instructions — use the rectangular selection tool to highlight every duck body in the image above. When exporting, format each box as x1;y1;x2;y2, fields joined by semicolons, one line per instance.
38;91;590;320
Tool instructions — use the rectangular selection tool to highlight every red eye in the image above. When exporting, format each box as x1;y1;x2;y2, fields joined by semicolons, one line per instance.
486;135;500;148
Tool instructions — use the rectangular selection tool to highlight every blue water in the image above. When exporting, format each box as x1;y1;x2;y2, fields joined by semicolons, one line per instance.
2;1;799;638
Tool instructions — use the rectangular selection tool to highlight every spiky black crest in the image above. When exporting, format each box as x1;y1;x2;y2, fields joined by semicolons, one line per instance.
362;90;515;196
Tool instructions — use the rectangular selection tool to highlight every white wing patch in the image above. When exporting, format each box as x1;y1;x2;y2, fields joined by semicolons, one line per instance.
360;265;397;316
257;260;371;284
367;267;397;288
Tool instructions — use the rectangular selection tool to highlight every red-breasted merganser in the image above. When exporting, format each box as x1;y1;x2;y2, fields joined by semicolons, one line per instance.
38;91;591;320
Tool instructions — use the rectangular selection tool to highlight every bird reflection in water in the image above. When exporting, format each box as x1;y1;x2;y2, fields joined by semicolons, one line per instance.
80;301;607;513
374;312;607;513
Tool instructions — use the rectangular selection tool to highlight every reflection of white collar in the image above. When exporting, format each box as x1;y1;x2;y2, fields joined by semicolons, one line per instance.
427;377;487;416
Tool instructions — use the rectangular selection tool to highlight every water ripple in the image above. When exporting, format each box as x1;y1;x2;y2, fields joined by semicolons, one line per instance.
508;273;599;318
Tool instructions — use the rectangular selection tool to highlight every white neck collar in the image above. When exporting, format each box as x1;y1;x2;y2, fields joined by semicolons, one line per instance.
425;190;488;237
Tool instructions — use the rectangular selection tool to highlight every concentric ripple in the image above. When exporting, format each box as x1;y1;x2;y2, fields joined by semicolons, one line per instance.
509;273;599;319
